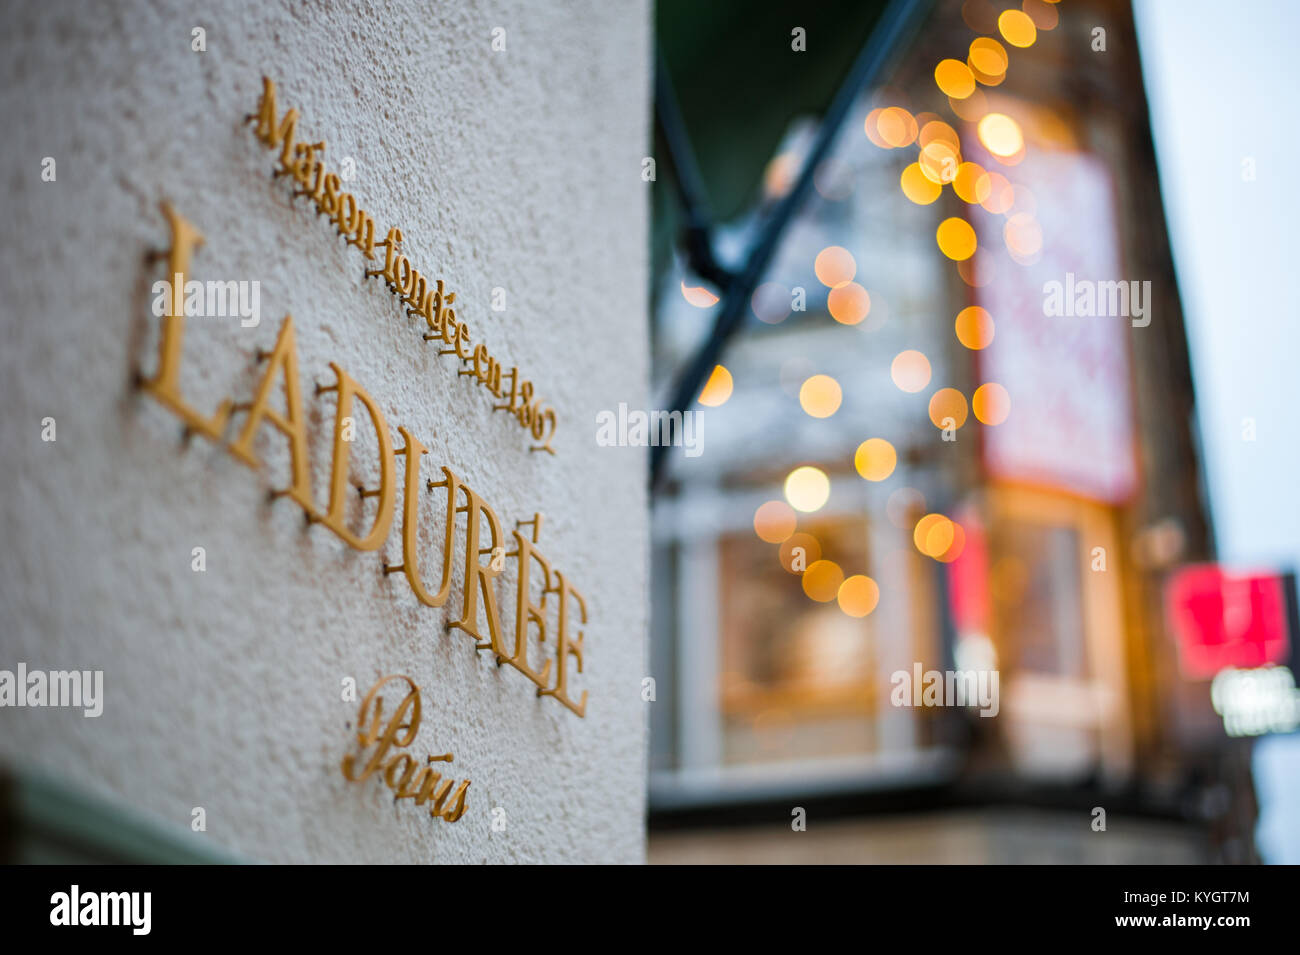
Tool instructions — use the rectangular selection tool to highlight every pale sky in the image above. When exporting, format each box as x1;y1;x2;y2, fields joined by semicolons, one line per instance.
1135;0;1300;864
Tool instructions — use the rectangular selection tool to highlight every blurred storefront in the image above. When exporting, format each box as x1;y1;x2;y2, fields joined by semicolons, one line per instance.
647;0;1275;862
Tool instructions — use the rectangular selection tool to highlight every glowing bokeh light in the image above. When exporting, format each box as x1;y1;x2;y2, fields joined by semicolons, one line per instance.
954;306;995;350
936;217;977;260
952;161;992;204
753;500;798;544
977;113;1024;158
681;281;719;307
891;350;932;393
928;387;969;429
920;141;961;184
799;374;843;418
934;59;976;99
968;36;1009;75
780;532;822;574
973;382;1011;425
838;575;881;617
814;246;857;288
998;9;1037;47
864;108;890;148
914;513;954;557
698;364;733;407
828;282;871;325
854;438;898;482
784;466;831;513
935;521;967;563
900;162;942;205
802;560;845;602
877;107;918;147
919;119;961;151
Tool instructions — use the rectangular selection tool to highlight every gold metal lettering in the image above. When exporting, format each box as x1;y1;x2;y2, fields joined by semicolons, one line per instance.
249;76;299;167
341;675;470;823
448;484;508;658
504;519;554;691
541;572;589;717
387;428;457;609
341;674;421;783
315;362;396;551
348;208;377;259
141;203;233;439
247;78;561;451
227;315;317;513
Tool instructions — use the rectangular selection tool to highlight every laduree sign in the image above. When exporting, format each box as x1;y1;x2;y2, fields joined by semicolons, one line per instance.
247;77;558;454
342;675;471;823
140;209;588;715
133;77;593;823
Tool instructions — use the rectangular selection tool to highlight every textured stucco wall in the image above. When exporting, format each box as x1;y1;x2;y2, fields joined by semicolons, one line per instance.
0;0;650;863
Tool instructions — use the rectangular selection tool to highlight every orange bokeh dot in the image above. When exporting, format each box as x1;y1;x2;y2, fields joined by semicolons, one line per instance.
952;162;992;205
754;500;797;543
919;120;961;151
802;560;845;602
838;575;881;617
934;59;976;99
978;113;1024;158
973;382;1011;425
854;438;897;482
891;350;932;393
799;374;842;418
681;281;719;308
864;108;890;148
936;217;977;261
828;282;871;324
900;162;942;204
998;9;1037;47
920;141;961;184
780;533;822;574
934;521;967;563
928;387;969;429
815;246;857;288
877;107;918;147
698;364;733;406
954;306;995;350
969;36;1009;75
914;513;952;557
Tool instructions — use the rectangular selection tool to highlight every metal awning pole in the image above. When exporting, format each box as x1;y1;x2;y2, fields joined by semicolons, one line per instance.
651;0;930;490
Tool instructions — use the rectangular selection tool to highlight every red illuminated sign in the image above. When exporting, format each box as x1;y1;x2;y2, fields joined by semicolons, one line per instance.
1165;565;1291;679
